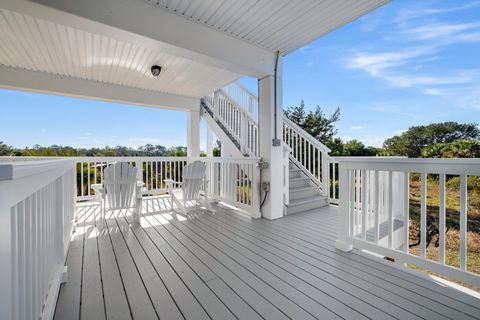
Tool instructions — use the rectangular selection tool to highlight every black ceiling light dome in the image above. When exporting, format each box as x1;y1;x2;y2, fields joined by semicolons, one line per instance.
151;65;162;77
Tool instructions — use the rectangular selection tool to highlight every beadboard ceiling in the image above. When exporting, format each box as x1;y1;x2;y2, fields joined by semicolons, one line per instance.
143;0;389;54
0;7;241;99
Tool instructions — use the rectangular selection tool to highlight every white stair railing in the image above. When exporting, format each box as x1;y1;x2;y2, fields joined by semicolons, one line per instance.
203;89;259;157
336;157;480;288
283;116;331;196
205;82;334;199
222;82;259;121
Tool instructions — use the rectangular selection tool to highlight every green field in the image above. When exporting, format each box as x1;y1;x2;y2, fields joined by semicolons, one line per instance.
408;176;480;291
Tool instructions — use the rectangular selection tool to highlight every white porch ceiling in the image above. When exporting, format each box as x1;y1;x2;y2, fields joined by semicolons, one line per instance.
0;0;389;106
0;7;241;99
143;0;389;54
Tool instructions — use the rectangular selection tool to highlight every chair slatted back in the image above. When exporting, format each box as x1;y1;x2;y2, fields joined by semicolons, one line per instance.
103;162;137;209
183;161;206;201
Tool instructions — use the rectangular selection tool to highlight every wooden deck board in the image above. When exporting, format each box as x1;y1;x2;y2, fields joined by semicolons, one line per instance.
55;197;480;320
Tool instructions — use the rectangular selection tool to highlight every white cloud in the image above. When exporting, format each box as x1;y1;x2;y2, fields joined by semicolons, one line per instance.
40;128;47;133
371;105;421;119
344;47;434;77
361;135;387;148
307;61;313;67
129;137;161;144
344;46;479;88
395;2;480;26
350;126;363;130
394;129;407;134
407;22;480;43
423;88;443;96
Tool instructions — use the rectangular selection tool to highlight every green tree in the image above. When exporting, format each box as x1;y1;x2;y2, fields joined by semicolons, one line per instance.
344;140;378;156
422;140;480;158
0;141;12;156
383;122;480;157
213;140;221;157
326;137;345;156
284;101;340;145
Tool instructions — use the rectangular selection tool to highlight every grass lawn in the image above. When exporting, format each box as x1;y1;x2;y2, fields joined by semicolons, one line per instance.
408;176;480;291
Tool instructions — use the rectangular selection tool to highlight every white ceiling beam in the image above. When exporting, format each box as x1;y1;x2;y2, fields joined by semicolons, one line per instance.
0;66;200;112
1;0;275;78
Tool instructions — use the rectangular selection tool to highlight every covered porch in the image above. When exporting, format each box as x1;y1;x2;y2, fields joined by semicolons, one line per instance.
56;197;480;320
1;1;480;320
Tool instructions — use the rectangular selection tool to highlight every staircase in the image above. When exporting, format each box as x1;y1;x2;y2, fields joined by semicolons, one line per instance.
202;82;331;215
287;161;329;215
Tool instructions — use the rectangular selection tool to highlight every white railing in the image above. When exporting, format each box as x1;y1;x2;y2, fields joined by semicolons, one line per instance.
75;156;261;217
222;82;258;121
0;159;76;320
204;157;261;217
203;91;259;157
327;156;339;205
336;157;480;288
283;116;331;195
75;156;188;199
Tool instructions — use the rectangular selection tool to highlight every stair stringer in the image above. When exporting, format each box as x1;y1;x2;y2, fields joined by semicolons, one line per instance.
200;102;245;158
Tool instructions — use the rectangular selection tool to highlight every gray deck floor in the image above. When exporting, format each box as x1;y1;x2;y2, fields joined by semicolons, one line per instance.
54;196;480;320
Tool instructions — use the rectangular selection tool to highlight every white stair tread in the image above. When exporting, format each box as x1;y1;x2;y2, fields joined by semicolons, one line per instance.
288;196;328;207
289;186;319;192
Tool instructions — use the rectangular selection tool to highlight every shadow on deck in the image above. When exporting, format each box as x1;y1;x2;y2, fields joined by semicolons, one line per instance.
54;196;480;320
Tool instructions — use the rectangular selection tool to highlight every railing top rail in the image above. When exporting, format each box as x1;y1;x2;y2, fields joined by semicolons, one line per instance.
72;156;261;163
0;158;73;181
218;89;258;122
283;116;331;152
225;81;258;99
1;155;261;161
336;156;480;175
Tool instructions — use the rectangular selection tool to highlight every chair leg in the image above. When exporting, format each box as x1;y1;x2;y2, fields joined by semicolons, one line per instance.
102;204;106;229
135;199;141;223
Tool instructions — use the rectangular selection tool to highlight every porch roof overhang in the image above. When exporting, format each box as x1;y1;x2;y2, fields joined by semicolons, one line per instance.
0;0;389;109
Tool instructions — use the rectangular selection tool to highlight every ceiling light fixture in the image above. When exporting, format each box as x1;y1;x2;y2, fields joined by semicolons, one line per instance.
151;65;162;77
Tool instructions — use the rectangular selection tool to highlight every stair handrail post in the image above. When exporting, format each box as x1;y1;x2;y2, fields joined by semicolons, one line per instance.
213;90;220;121
335;161;353;252
240;111;247;154
324;155;330;198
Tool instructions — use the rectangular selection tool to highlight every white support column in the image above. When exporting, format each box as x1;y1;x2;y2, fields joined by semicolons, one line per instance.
258;56;284;220
187;110;201;157
336;163;353;251
206;127;214;157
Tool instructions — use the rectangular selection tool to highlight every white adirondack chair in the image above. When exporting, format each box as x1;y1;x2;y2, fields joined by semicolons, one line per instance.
165;160;209;214
92;162;144;226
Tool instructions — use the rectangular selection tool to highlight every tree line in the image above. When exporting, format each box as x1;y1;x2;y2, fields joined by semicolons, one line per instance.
1;101;479;158
0;143;189;157
284;100;480;158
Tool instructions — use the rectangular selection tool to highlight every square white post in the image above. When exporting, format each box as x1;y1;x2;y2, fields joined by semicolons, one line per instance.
187;110;201;157
336;163;353;251
206;127;214;157
258;56;284;220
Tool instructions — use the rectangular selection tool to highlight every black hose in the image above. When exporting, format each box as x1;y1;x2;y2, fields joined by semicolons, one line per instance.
260;190;269;209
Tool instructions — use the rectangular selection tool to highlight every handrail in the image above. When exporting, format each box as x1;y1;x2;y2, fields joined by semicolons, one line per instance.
283;116;331;153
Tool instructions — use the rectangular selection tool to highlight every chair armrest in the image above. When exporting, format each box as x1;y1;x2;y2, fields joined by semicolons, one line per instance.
164;179;183;188
92;184;105;194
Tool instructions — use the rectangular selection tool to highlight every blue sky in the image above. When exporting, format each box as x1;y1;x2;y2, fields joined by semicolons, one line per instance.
1;0;480;149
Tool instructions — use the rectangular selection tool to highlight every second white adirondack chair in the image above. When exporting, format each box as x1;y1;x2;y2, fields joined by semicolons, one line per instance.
165;160;209;214
92;162;144;226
